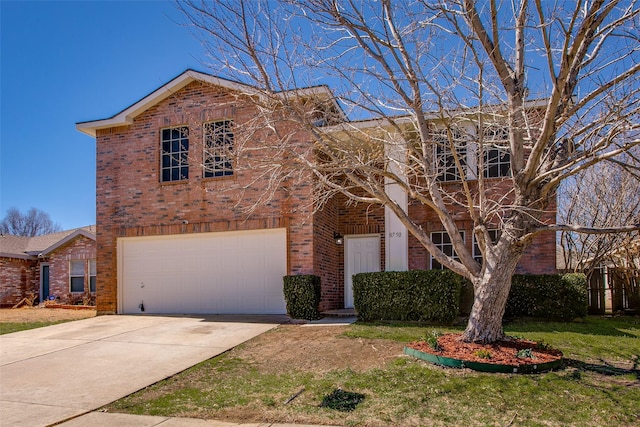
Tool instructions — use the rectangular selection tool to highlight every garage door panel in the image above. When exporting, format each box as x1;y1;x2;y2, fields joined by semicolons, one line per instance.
118;228;287;314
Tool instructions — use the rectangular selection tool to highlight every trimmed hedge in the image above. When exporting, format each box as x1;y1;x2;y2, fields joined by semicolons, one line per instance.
352;271;587;323
283;274;322;320
353;270;463;323
505;273;588;320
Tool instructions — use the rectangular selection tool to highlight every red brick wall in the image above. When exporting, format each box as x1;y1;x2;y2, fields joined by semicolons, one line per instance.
517;197;557;274
0;257;38;307
47;236;96;303
313;195;340;310
406;181;557;274
94;79;556;314
336;195;385;309
312;193;386;311
95;81;316;313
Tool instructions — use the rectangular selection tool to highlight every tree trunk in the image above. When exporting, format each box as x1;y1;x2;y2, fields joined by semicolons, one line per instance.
462;241;523;343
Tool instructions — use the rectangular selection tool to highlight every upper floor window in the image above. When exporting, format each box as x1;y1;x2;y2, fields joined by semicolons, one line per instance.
204;120;234;178
430;231;465;270
481;126;511;178
161;126;189;182
434;128;467;182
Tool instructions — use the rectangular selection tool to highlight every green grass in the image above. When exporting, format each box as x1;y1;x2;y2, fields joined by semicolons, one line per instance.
346;316;640;364
504;316;640;363
105;316;640;426
0;320;73;335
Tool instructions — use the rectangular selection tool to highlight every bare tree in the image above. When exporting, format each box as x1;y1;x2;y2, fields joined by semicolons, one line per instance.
178;0;640;342
560;158;640;310
0;207;62;237
560;158;640;275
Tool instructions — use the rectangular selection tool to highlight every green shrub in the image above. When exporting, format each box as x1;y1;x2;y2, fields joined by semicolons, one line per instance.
516;348;536;359
283;275;321;320
505;273;588;320
421;330;443;351
353;270;463;323
474;349;492;359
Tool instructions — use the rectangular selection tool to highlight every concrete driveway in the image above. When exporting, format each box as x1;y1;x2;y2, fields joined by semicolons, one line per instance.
0;314;286;427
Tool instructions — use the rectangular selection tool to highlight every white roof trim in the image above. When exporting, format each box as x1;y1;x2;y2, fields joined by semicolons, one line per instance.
39;229;96;257
76;69;341;137
321;98;549;134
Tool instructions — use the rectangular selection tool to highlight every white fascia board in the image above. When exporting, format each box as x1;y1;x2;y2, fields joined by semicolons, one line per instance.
320;115;417;134
320;98;549;135
277;85;332;99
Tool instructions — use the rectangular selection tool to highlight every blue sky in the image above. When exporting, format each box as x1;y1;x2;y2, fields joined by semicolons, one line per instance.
1;0;205;230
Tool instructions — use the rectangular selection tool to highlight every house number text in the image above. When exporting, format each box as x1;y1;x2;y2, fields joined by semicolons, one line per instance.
389;232;402;238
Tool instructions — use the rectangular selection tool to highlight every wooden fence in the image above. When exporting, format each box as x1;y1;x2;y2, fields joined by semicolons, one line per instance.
588;267;640;314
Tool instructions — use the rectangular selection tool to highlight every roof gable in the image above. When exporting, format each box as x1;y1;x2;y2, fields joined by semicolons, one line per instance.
76;69;342;137
0;226;96;259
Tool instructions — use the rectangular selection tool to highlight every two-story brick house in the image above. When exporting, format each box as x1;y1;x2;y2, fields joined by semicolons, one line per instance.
77;70;555;315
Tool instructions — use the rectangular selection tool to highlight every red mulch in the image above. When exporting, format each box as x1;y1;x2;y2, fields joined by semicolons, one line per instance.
407;333;563;366
43;304;96;310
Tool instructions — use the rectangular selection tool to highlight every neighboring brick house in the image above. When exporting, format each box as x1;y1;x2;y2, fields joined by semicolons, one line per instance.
76;69;555;315
0;226;96;307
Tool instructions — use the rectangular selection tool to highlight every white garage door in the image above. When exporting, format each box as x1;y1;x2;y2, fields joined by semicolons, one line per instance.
117;228;287;314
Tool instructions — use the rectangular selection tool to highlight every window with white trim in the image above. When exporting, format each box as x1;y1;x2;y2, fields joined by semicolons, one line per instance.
430;231;465;270
204;120;234;178
161;126;189;182
434;128;467;181
473;230;500;263
89;259;96;293
70;260;85;293
481;126;511;178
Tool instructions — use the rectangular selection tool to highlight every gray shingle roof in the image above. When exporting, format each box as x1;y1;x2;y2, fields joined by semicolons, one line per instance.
0;225;96;259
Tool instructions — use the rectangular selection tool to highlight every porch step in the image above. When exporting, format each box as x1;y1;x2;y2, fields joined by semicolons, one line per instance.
320;308;357;318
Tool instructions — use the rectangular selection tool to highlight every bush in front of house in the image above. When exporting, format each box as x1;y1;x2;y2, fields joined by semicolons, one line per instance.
505;273;588;320
353;270;463;323
283;274;322;320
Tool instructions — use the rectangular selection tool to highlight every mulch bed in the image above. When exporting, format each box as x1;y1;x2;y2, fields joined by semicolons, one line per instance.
407;333;563;366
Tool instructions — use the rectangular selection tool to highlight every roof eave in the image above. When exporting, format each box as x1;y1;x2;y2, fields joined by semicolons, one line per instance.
76;70;348;137
76;70;261;137
39;230;97;257
76;117;135;137
0;252;35;260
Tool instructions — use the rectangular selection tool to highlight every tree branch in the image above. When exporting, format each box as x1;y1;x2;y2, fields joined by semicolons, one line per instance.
537;223;640;234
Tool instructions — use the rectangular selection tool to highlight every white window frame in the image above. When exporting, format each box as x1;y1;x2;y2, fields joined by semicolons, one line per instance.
89;259;97;293
70;260;85;293
203;120;234;178
473;229;501;263
481;126;511;178
430;231;465;270
433;127;468;182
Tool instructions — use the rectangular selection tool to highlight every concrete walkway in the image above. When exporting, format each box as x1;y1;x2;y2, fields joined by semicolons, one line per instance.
0;314;288;427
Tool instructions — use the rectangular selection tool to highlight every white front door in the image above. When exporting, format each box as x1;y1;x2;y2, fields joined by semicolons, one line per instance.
344;234;381;308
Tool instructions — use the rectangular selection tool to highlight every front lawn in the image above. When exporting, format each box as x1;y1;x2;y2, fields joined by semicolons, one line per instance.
104;316;640;426
0;308;96;335
0;320;73;335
